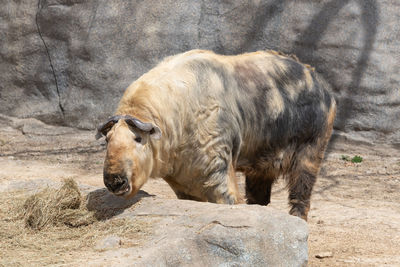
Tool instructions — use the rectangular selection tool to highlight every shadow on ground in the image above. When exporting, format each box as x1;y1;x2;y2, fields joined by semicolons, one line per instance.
86;189;154;220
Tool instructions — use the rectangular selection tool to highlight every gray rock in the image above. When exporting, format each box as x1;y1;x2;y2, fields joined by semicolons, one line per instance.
1;0;398;144
0;114;76;135
90;197;309;267
4;179;308;266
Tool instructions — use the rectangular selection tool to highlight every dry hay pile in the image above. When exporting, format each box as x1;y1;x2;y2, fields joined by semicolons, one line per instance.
0;179;151;266
23;178;96;229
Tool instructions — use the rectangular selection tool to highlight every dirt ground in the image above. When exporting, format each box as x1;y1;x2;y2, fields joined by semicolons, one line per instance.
0;117;399;266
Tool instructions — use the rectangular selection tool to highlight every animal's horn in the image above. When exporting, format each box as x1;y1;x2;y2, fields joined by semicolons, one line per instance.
125;116;161;139
125;116;154;132
95;115;126;140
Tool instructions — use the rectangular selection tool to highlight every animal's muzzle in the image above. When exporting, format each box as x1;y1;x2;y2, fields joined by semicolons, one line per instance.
103;173;130;196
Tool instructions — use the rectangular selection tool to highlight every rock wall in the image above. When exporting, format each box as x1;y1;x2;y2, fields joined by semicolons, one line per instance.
1;0;399;144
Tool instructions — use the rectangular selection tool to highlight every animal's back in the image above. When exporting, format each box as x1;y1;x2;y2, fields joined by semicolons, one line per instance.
151;49;335;152
120;49;335;150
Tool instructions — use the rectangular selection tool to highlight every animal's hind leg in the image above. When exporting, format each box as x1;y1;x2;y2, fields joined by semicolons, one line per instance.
288;100;336;221
287;167;317;221
245;174;274;205
288;144;325;221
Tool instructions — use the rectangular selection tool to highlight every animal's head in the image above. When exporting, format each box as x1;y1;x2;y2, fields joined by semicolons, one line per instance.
96;115;161;198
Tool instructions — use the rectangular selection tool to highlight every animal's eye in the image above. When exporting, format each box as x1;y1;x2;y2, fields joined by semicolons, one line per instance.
134;137;142;143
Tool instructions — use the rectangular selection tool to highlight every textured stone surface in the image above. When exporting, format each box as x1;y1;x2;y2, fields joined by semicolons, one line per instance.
82;187;309;266
1;0;399;144
114;198;308;267
85;187;309;266
4;179;309;266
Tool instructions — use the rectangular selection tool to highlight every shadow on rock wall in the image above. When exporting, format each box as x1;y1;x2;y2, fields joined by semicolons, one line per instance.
292;0;379;138
230;0;379;143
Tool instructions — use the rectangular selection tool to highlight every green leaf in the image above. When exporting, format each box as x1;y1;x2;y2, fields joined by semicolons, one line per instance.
351;155;363;163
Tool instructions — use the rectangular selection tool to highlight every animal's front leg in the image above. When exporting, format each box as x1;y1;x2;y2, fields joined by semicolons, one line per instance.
163;177;205;202
204;163;241;205
174;190;204;202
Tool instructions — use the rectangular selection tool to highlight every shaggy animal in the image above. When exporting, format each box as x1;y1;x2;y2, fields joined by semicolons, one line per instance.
96;49;336;220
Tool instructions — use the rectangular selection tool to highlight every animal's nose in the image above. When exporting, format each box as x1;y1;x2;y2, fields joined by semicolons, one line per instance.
104;173;129;193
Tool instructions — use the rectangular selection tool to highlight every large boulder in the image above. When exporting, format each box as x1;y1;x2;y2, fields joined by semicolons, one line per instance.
1;180;308;266
1;0;399;144
88;191;309;267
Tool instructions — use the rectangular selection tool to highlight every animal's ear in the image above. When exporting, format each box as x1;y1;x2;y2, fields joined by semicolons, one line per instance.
95;115;125;140
125;117;162;140
148;125;162;140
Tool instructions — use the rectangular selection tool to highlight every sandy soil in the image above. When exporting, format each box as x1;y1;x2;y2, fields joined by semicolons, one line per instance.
0;117;399;266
